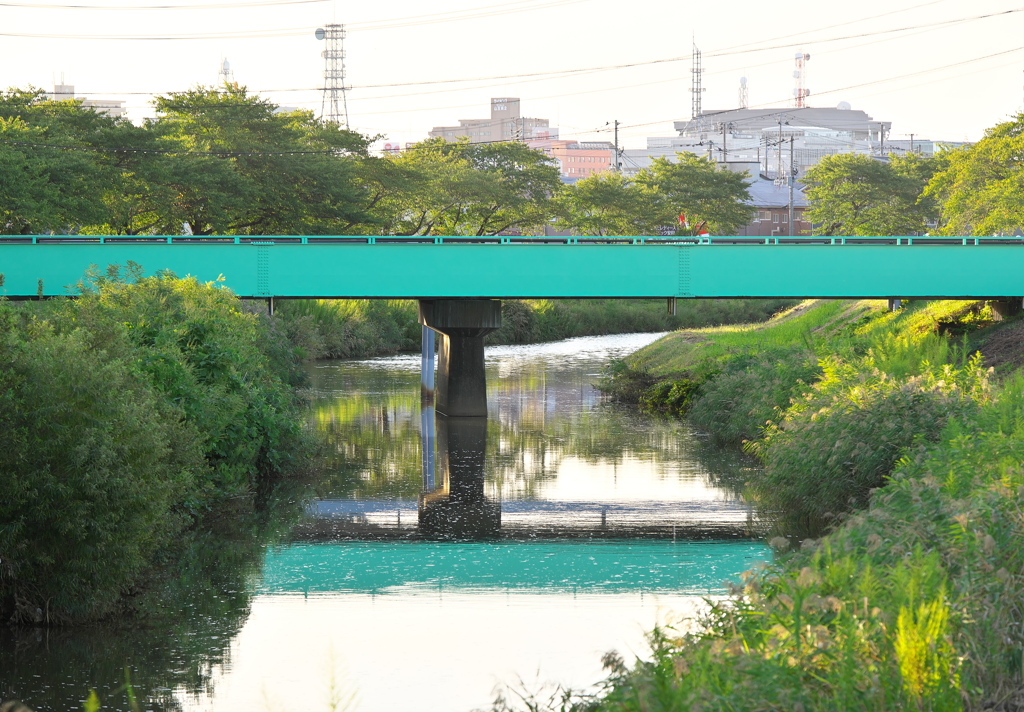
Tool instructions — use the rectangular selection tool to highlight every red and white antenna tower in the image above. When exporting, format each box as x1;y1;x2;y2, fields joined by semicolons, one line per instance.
793;52;810;108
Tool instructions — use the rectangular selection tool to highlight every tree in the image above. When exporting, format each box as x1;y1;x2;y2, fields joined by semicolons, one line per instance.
552;171;660;236
367;138;561;236
803;153;929;236
0;90;115;234
924;114;1024;236
635;154;754;235
151;86;371;235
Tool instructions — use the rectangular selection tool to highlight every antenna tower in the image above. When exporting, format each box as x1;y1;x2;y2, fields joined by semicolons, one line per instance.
793;52;810;108
315;24;350;127
690;44;705;132
219;57;235;87
738;76;748;109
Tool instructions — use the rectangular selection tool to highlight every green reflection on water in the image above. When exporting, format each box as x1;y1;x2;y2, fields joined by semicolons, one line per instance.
306;356;756;505
259;540;770;595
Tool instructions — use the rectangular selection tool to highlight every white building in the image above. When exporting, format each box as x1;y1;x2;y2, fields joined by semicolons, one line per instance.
622;104;893;179
50;83;126;118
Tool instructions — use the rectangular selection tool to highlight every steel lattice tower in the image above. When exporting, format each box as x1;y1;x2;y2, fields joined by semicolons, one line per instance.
690;44;705;134
316;23;350;127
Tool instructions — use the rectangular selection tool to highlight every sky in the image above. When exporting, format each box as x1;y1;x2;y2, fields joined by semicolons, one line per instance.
1;0;1022;150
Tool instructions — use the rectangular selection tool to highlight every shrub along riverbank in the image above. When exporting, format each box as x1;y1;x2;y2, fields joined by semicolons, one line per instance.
0;266;311;625
273;297;797;359
573;299;1024;711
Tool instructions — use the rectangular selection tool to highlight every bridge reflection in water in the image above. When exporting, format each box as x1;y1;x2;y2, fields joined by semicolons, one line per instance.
294;402;758;543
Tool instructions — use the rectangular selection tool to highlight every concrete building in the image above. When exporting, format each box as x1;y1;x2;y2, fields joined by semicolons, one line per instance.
50;83;126;118
527;139;614;178
622;104;893;179
428;98;554;144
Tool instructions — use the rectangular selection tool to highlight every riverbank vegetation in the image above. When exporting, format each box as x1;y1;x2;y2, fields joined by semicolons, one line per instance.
577;298;1024;711
274;297;797;360
0;266;311;624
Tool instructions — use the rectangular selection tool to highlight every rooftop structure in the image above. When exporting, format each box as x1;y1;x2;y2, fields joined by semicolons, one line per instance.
429;98;553;144
49;83;126;118
622;105;894;179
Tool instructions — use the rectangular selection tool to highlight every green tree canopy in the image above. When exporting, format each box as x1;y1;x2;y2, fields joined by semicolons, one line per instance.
924;114;1024;236
0;89;117;234
803;153;932;236
367;138;561;236
554;154;752;236
151;85;371;235
552;171;659;236
635;154;754;235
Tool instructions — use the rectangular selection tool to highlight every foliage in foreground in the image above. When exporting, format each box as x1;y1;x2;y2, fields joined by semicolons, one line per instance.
0;268;308;623
590;377;1024;711
578;300;1024;711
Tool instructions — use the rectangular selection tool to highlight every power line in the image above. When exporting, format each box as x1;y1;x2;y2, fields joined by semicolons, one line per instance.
0;0;325;7
0;137;341;156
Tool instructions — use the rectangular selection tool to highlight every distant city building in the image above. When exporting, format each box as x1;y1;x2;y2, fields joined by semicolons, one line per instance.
527;139;614;178
428;98;554;144
738;170;812;237
622;104;895;179
49;83;126;118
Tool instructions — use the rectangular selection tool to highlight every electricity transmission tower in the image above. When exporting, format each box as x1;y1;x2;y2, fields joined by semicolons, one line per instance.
315;24;350;127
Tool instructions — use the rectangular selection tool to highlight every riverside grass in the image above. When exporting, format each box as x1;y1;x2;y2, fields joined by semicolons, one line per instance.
576;299;1024;712
274;297;797;360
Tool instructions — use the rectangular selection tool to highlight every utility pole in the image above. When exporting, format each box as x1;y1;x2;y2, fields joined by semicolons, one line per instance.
721;122;727;163
909;133;915;154
777;116;783;181
614;119;620;172
788;136;795;236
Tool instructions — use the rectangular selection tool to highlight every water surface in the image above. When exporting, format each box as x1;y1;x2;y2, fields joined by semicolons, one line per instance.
0;333;768;712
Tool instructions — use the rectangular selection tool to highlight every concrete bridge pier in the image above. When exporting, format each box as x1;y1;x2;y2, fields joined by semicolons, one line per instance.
418;299;502;417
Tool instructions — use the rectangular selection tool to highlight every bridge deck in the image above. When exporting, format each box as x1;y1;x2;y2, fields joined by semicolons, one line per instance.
1;235;1020;299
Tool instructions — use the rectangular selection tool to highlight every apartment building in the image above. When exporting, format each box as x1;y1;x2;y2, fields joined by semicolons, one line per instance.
527;139;614;178
428;97;553;144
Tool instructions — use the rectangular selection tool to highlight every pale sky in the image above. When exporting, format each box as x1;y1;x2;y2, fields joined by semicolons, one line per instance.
2;0;1021;149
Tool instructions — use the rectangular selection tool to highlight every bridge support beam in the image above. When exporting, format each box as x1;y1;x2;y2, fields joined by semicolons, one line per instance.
990;298;1024;320
418;299;502;417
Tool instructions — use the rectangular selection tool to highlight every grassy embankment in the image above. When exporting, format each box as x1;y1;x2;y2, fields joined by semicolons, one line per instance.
0;266;312;625
584;299;1024;711
273;297;797;359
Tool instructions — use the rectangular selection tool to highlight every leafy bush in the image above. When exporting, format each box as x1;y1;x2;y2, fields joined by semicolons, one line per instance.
0;268;312;623
750;347;989;524
687;348;820;445
0;318;205;622
638;378;700;416
63;269;306;492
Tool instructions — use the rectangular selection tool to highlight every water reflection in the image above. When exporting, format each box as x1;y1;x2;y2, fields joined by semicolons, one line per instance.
419;415;502;539
299;334;761;543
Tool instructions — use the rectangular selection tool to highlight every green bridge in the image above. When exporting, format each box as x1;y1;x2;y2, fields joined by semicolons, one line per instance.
1;234;1021;300
3;234;1021;418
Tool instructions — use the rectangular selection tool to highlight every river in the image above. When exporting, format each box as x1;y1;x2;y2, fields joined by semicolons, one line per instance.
0;333;768;712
